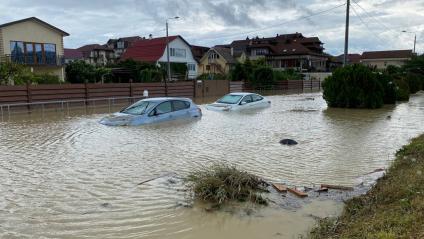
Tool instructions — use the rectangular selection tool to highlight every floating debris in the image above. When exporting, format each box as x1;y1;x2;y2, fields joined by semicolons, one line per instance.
272;183;288;193
321;184;354;191
287;187;308;198
280;139;298;145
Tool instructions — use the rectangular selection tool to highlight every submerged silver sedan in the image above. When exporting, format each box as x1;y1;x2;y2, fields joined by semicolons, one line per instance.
206;92;271;111
100;97;202;126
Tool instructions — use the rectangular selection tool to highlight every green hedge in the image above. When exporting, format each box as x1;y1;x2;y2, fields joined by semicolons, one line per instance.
323;64;388;108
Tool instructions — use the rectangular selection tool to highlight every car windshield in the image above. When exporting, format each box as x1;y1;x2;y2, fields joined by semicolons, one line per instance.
121;101;151;115
217;94;243;104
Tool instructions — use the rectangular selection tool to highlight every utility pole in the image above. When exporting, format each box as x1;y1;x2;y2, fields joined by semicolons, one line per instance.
413;34;416;54
165;20;170;97
343;0;350;66
165;16;179;97
402;30;417;54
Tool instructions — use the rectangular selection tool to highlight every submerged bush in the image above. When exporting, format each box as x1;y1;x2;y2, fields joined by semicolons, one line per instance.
394;77;410;101
407;73;423;94
186;164;268;206
323;64;384;108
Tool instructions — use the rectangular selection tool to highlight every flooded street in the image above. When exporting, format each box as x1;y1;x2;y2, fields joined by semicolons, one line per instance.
1;92;423;238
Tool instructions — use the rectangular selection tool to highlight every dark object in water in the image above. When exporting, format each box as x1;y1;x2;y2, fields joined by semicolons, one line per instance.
386;115;391;119
280;139;298;145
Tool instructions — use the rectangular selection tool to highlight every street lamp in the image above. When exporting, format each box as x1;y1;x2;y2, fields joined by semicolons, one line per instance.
402;30;417;54
165;16;179;96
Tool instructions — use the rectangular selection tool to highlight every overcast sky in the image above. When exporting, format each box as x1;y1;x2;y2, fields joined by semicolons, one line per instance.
1;0;423;55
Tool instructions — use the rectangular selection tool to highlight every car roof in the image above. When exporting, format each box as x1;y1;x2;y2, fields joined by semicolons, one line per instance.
228;92;257;96
141;97;192;102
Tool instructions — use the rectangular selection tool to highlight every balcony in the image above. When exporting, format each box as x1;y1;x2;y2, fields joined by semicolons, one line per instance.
1;54;65;66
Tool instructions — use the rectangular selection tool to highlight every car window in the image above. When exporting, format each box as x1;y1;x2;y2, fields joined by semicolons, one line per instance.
217;94;243;104
252;94;263;102
121;101;150;115
172;100;190;111
151;101;172;115
241;95;253;104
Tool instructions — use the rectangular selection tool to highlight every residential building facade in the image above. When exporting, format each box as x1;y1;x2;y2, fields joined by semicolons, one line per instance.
77;44;116;66
106;36;141;59
230;33;328;72
360;50;413;69
198;47;237;75
0;17;69;81
121;35;198;79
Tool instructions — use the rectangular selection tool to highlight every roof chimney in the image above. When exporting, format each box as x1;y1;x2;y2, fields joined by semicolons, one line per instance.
149;34;153;40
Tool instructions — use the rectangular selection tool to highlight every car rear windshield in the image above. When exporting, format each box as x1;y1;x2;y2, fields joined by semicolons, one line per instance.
121;101;151;115
217;94;243;104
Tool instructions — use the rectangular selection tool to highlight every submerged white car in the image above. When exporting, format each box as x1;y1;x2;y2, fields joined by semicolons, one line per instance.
206;93;271;111
100;97;202;126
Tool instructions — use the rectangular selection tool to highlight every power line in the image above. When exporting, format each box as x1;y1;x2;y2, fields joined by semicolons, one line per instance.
199;3;347;41
352;1;393;33
350;4;386;44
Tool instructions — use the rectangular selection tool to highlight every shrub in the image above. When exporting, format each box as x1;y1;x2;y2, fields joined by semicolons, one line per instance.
273;69;302;81
394;77;410;101
186;164;268;206
197;73;227;80
33;73;61;84
407;73;422;94
138;69;163;82
376;72;397;104
230;62;249;81
65;60;95;83
250;66;274;89
323;64;384;108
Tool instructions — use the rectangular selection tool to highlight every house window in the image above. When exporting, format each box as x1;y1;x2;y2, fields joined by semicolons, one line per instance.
117;41;125;49
188;63;196;71
255;48;268;55
10;41;25;63
208;53;220;59
206;65;211;71
170;48;186;58
10;41;56;65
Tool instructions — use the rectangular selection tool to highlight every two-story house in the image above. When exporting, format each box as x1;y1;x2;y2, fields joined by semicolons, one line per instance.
230;33;328;72
198;47;237;75
77;44;116;66
121;35;198;79
0;17;69;81
106;36;141;59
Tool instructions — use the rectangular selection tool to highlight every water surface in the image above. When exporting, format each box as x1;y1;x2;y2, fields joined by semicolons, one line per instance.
1;92;423;238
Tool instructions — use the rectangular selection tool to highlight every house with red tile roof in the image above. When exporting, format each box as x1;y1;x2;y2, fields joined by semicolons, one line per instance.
121;35;198;79
360;50;413;69
229;33;328;72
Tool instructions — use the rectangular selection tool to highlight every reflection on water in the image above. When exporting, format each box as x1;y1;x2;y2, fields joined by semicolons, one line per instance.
1;92;423;238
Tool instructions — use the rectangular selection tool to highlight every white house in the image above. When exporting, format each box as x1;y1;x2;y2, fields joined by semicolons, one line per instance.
121;35;198;79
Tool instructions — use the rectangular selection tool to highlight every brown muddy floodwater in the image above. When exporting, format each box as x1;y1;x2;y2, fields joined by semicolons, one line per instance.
1;92;423;238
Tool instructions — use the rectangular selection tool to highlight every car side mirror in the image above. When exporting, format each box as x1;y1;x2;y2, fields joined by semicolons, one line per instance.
240;101;247;105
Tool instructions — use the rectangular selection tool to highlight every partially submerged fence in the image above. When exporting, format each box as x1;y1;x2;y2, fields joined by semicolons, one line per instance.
0;79;321;116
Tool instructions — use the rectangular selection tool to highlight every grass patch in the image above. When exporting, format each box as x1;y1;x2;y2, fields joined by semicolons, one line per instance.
309;134;424;239
185;164;269;206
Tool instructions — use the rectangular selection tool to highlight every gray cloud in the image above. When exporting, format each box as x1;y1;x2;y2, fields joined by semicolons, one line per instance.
0;0;422;55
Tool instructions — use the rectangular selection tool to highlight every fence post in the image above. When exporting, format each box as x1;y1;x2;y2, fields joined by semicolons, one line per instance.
311;78;313;91
319;80;321;90
84;82;88;105
193;79;196;99
26;83;32;111
129;79;133;96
